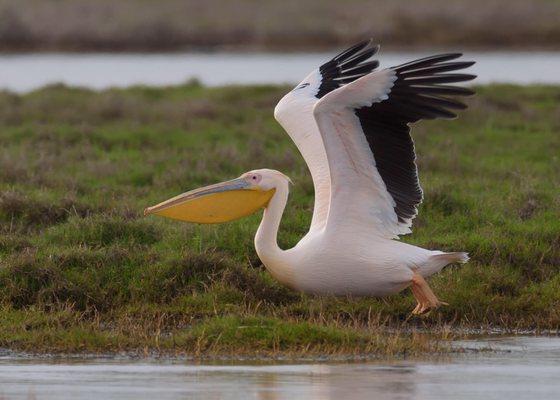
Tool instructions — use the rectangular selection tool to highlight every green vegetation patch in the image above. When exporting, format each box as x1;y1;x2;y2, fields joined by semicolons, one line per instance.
0;83;558;357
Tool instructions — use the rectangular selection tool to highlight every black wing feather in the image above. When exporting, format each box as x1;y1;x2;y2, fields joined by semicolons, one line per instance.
399;61;476;77
357;51;475;225
318;40;475;228
341;60;381;76
397;85;475;96
316;40;380;98
332;39;371;61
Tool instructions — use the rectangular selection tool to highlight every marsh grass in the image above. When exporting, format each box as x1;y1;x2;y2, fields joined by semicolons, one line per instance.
0;83;558;356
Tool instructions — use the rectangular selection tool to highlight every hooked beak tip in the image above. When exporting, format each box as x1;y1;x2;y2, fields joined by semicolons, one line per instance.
143;207;152;216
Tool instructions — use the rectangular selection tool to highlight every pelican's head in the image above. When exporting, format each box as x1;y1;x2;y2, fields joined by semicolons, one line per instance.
144;169;290;224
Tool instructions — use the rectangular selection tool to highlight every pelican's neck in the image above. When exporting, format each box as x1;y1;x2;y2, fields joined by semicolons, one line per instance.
255;182;289;259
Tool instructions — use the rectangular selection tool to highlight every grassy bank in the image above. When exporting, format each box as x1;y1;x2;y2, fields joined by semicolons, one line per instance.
0;83;558;357
1;0;560;52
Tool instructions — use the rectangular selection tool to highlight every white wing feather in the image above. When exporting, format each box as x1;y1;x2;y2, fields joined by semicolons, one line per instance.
275;42;474;240
274;70;331;232
313;68;410;239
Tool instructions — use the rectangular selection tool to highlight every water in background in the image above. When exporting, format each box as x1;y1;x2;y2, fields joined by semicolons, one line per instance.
0;336;559;400
0;52;558;92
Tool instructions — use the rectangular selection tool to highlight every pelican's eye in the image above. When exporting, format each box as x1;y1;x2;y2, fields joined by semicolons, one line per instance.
247;173;262;184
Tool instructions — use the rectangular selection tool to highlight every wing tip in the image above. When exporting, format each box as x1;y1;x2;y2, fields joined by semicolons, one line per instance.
333;39;372;61
317;39;382;98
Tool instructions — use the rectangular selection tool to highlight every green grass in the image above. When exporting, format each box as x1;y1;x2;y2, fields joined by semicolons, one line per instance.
0;82;559;357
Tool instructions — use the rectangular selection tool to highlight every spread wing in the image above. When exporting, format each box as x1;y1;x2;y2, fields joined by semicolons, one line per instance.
274;40;382;232
313;51;475;238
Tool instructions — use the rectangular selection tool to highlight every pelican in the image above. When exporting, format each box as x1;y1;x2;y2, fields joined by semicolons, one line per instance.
145;40;476;314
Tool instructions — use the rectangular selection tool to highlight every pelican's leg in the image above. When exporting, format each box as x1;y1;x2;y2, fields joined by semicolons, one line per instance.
410;281;425;314
410;271;448;315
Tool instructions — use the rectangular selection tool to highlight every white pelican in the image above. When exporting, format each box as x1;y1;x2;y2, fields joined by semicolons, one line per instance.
145;40;476;314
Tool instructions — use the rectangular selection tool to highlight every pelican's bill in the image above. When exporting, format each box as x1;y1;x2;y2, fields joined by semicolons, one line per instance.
144;178;274;224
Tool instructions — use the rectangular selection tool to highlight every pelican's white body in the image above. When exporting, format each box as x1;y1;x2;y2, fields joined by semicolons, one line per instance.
266;239;433;297
252;175;452;297
244;58;469;298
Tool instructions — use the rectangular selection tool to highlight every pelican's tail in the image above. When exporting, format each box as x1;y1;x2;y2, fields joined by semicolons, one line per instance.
421;251;469;277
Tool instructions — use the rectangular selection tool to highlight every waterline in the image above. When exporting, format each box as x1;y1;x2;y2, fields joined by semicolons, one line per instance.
0;336;559;400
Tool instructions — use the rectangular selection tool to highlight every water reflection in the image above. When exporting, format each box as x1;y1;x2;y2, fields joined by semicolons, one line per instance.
0;337;559;400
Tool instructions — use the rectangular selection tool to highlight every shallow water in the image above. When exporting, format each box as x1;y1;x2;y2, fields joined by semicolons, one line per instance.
0;336;559;400
0;51;558;93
